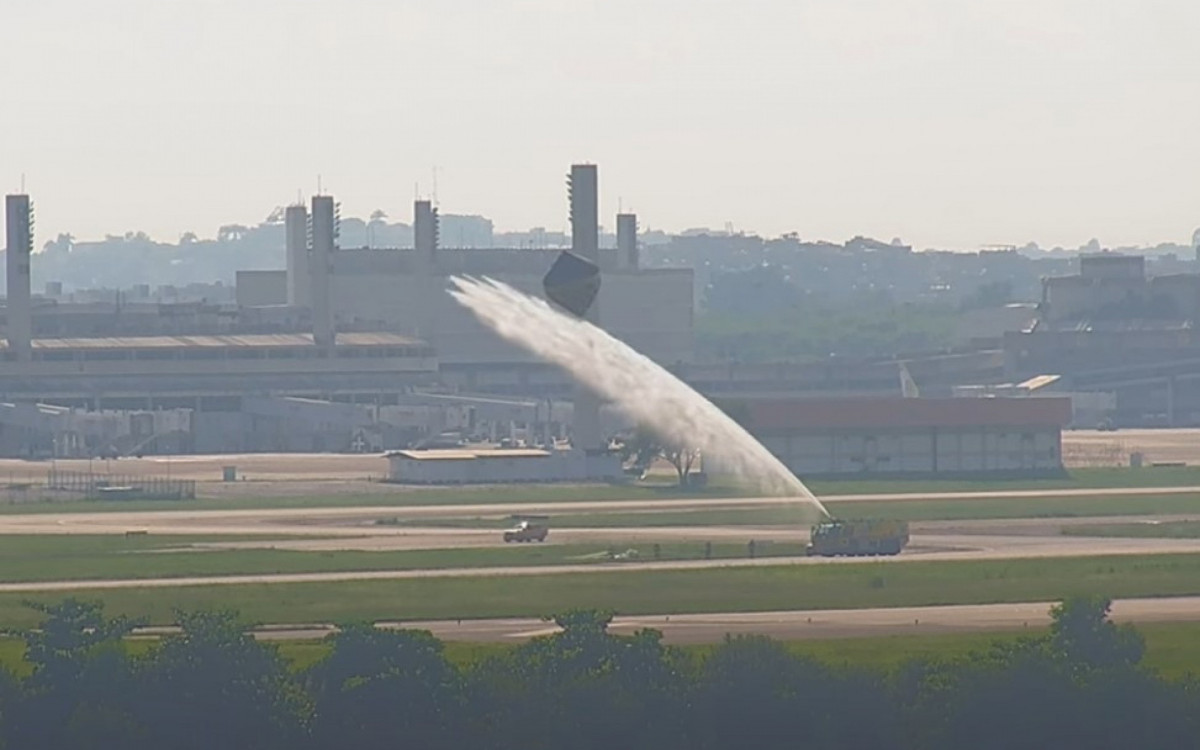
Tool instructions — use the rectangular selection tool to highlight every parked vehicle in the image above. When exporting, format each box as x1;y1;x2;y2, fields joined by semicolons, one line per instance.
806;518;909;557
503;518;549;543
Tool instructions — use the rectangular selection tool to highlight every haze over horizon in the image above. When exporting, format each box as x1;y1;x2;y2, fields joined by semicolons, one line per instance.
4;0;1198;251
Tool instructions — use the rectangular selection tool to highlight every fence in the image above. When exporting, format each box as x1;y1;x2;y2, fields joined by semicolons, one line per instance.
46;470;196;501
1061;441;1130;469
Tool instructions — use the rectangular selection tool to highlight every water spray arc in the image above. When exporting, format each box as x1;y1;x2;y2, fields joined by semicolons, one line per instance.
447;275;831;519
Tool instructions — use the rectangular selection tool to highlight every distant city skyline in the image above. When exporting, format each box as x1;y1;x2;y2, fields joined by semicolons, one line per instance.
22;203;1200;255
4;0;1199;250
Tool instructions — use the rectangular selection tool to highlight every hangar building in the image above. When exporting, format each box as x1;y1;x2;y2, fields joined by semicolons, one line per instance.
722;396;1072;477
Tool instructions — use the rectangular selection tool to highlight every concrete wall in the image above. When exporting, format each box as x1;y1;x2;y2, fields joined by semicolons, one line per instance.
285;204;310;307
235;270;288;307
1081;254;1144;280
760;426;1062;477
722;396;1069;477
0;403;193;458
1150;274;1200;319
387;450;622;484
1043;275;1145;322
329;261;694;365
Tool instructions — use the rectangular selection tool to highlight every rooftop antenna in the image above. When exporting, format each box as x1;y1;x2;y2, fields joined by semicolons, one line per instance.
432;166;439;207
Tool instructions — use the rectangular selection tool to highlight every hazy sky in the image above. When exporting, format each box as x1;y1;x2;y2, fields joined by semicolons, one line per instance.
3;0;1199;250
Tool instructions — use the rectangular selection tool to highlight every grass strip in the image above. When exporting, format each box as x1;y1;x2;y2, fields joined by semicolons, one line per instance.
0;553;1198;629
1;623;1197;680
4;466;1200;515
0;535;803;583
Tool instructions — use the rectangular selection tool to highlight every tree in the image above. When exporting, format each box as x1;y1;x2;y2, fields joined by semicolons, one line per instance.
5;599;144;749
305;624;463;750
663;443;702;487
42;232;74;254
132;609;304;750
695;635;900;750
1048;595;1144;672
217;224;250;243
617;425;701;486
959;280;1014;311
469;610;685;750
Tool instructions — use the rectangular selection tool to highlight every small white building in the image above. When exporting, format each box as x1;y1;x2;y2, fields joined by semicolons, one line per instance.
385;447;622;485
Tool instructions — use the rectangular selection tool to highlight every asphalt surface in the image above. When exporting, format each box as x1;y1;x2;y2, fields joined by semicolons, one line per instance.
135;596;1200;644
2;438;1199;639
401;595;1200;643
0;481;1195;639
2;529;1200;594
3;482;1200;538
0;484;1196;610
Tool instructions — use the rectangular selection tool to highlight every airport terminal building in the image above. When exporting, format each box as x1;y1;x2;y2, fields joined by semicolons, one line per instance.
0;171;694;458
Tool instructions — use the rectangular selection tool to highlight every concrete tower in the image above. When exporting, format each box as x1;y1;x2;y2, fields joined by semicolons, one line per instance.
413;199;440;341
309;195;336;348
616;213;639;270
568;165;604;452
285;204;310;307
414;199;439;269
5;195;33;361
569;165;599;262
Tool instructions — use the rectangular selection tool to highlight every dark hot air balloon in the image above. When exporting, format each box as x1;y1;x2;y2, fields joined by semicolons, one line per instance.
542;250;600;318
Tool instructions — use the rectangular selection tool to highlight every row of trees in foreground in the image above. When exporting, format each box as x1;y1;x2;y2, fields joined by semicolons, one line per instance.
1;597;1197;749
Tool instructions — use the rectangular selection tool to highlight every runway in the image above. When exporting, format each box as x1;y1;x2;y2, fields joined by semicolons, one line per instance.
135;596;1200;644
401;595;1200;643
2;482;1200;539
2;529;1200;594
0;478;1194;593
0;438;1196;640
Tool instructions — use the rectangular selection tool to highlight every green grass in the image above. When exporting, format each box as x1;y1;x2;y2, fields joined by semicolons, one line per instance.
0;535;805;583
0;636;513;678
1063;521;1200;540
1;554;1199;629
279;622;1200;681
239;625;1200;680
6;623;1199;680
711;622;1200;681
5;466;1200;516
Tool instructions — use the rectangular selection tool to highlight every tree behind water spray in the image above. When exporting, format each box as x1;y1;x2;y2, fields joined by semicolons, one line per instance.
448;276;831;519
